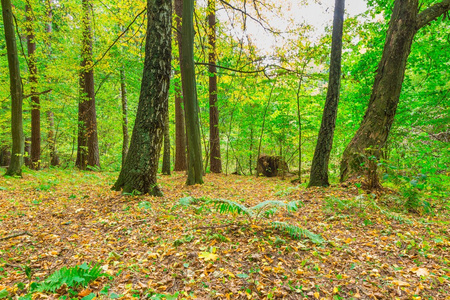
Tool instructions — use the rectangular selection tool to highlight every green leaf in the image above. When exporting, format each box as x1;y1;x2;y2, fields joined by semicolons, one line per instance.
110;292;123;299
236;273;249;279
0;289;8;299
81;293;96;300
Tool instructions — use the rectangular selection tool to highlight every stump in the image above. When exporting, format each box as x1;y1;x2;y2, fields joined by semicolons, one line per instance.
257;155;288;177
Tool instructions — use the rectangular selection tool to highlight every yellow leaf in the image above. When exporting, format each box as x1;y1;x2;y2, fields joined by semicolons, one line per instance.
199;251;219;261
333;286;339;294
392;280;410;287
314;291;320;299
412;267;429;277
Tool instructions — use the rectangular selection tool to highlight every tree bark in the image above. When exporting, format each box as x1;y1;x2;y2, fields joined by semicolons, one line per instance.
340;0;450;182
26;4;41;170
112;0;172;195
308;0;345;187
45;4;60;167
182;0;203;185
76;0;100;170
120;68;129;168
162;113;171;175
208;0;222;173
2;0;24;177
173;0;187;171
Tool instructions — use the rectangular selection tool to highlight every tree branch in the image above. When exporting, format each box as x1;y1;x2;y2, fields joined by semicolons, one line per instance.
23;89;52;99
0;231;32;241
416;0;450;29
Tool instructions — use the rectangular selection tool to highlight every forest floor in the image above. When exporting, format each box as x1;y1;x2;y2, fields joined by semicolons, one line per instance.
0;169;449;300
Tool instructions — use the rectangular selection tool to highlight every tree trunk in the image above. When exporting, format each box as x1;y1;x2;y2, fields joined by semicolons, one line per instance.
208;0;222;173
112;0;172;195
45;4;60;167
308;0;345;187
120;68;129;168
2;0;24;177
162;113;171;175
76;0;100;170
181;0;203;185
340;0;450;182
26;4;41;170
173;0;187;171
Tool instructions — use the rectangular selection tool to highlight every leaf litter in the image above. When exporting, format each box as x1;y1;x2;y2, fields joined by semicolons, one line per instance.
0;170;449;299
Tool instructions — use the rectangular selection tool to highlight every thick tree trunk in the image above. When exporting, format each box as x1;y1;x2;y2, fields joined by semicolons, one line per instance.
182;0;203;185
162;113;171;175
26;4;41;170
76;0;100;170
208;0;222;173
112;0;172;195
45;5;60;167
120;68;129;168
173;0;187;171
2;0;24;177
308;0;345;187
340;0;450;183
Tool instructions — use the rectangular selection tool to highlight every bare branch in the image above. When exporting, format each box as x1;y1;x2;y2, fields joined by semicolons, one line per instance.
23;89;52;99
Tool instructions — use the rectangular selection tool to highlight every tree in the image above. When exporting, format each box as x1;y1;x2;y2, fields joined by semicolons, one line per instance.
76;0;100;170
44;2;60;167
173;0;187;171
26;3;41;170
120;68;129;167
208;0;222;173
340;0;450;185
182;0;203;185
308;0;345;187
112;0;172;195
2;0;24;177
162;114;171;175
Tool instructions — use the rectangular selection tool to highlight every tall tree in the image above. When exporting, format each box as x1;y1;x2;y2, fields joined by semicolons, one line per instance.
26;3;41;170
76;0;100;170
182;0;203;185
44;2;60;166
340;0;450;184
308;0;345;187
112;0;172;195
173;0;187;171
162;114;171;175
120;67;129;168
207;0;222;173
2;0;24;176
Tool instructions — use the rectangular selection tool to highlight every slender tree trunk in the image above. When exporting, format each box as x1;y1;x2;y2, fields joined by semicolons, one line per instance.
162;113;171;175
26;4;40;170
308;0;345;187
207;0;222;173
45;4;60;167
2;0;24;177
173;0;187;171
120;68;129;167
181;0;203;185
76;0;100;170
256;83;275;177
340;0;450;183
112;0;172;195
174;78;187;170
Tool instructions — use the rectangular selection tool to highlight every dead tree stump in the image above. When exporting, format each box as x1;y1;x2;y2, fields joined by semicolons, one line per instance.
257;155;288;177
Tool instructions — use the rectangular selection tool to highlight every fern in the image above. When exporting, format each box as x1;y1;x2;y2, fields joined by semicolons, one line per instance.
33;263;107;293
212;199;254;218
271;221;324;244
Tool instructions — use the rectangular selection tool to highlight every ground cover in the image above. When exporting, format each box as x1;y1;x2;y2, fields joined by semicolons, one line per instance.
0;169;449;299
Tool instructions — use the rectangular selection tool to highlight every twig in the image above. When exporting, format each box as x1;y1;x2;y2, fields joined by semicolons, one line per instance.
0;231;32;241
23;89;52;99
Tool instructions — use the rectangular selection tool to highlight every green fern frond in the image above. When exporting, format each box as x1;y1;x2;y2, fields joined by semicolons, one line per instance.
251;200;302;216
34;263;107;293
212;199;254;217
271;221;324;244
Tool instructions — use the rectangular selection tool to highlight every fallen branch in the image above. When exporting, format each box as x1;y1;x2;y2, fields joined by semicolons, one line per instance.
0;231;32;241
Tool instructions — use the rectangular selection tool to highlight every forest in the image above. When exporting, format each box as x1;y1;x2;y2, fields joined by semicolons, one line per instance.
0;0;449;298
